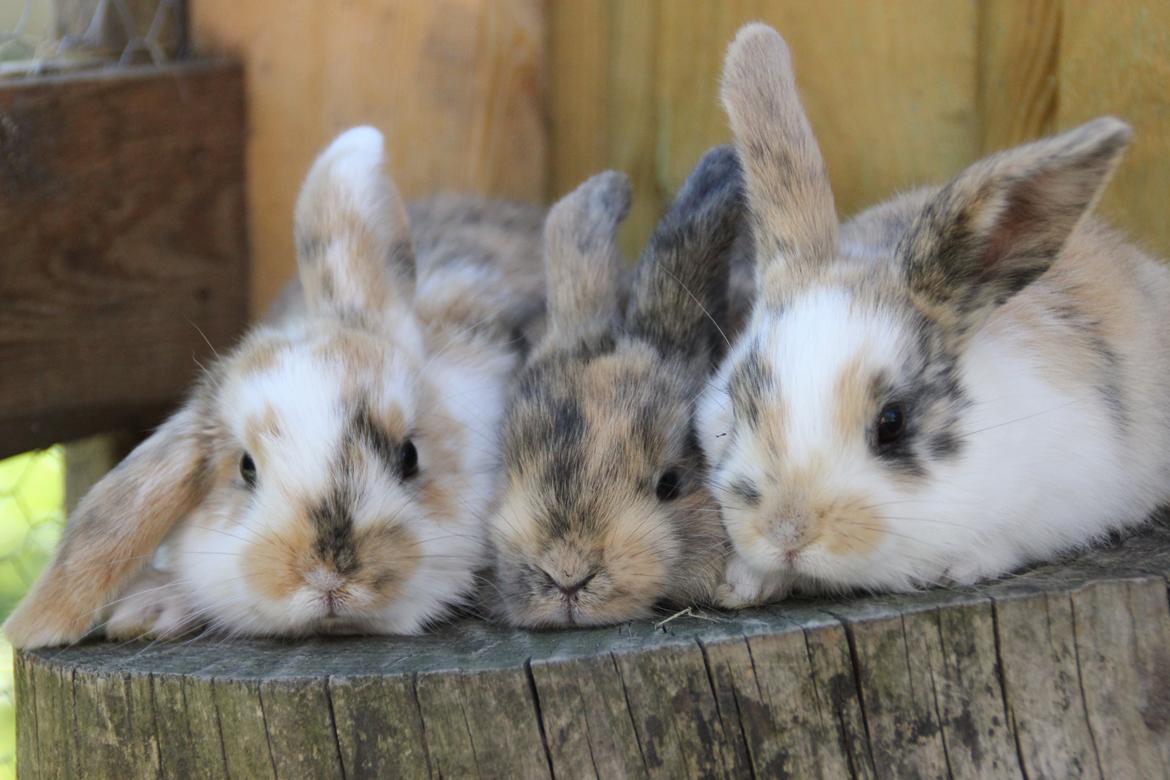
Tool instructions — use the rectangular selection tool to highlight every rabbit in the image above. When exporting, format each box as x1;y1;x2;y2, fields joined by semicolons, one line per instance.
489;145;747;628
4;126;546;648
699;23;1170;606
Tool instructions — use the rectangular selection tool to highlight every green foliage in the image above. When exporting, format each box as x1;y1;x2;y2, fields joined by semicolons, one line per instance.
0;448;65;780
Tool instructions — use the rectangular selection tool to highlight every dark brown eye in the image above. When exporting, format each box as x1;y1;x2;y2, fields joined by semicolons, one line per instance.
656;470;682;501
240;453;257;488
876;402;907;445
399;439;419;479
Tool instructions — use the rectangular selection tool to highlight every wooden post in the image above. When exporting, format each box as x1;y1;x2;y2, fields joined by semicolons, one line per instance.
16;521;1170;778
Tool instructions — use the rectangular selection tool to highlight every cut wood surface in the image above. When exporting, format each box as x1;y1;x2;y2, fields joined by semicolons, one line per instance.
0;61;248;457
17;518;1170;779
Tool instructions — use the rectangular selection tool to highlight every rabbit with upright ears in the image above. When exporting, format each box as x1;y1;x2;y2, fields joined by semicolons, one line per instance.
490;146;745;627
5;126;546;648
701;24;1170;605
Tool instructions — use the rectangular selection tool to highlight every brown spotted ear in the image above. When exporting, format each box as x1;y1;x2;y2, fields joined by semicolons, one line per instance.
540;170;631;349
721;23;837;302
294;126;415;320
626;145;743;362
902;117;1132;340
4;395;212;648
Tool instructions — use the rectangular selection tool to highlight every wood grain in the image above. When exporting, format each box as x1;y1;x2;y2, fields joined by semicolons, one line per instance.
17;520;1170;778
0;62;247;457
190;0;547;313
1059;0;1170;259
976;0;1060;152
549;0;980;259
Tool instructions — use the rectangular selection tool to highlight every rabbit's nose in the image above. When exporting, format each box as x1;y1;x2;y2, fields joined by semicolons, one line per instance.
556;569;599;598
307;567;346;593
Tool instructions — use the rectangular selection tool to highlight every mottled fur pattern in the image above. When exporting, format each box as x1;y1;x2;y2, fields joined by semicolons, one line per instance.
700;24;1170;605
491;147;745;627
5;127;546;648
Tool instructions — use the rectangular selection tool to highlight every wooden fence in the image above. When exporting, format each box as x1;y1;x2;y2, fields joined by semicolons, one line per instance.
192;0;1170;313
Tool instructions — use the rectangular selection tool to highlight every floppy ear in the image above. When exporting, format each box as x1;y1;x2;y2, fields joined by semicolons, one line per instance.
4;395;213;648
902;117;1132;340
294;126;415;321
625;144;743;361
721;23;837;302
540;170;631;349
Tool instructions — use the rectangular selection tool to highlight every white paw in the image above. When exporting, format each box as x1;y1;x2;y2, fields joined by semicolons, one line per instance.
715;556;792;608
104;568;194;641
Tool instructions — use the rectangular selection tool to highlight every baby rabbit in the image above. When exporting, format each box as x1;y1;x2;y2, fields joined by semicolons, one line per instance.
490;146;745;627
701;24;1170;605
5;127;545;648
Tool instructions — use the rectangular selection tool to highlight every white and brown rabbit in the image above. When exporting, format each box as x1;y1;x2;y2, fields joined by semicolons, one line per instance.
700;24;1170;605
490;146;746;627
5;127;546;647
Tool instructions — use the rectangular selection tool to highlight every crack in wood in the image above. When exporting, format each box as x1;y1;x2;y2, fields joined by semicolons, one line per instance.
523;661;558;780
1067;593;1107;780
610;652;651;776
322;677;350;780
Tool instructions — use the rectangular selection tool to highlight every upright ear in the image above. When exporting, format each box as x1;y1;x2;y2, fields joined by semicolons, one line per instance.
540;171;631;349
902;117;1132;339
4;396;213;648
626;145;744;361
294;126;415;320
721;23;837;302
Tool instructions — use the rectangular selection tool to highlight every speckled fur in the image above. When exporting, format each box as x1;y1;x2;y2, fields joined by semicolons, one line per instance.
491;147;746;627
5;127;546;648
700;24;1170;605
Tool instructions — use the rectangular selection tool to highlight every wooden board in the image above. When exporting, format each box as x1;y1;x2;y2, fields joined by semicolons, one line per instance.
549;0;980;258
17;518;1170;778
1058;0;1170;259
189;0;547;313
0;61;248;458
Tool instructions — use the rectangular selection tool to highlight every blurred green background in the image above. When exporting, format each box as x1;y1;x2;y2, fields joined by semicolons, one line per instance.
0;449;65;780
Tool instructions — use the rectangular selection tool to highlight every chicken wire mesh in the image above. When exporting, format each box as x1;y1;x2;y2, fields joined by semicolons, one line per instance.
0;0;184;76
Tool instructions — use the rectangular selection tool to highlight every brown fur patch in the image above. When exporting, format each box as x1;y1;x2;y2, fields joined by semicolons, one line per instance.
832;354;871;441
236;338;288;377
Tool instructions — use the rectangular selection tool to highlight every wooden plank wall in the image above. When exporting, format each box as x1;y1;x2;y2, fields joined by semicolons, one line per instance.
190;0;546;313
189;0;1170;315
549;0;1170;261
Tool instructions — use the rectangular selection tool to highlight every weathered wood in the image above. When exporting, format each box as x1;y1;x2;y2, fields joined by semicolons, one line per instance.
190;0;547;313
0;61;248;457
15;520;1170;778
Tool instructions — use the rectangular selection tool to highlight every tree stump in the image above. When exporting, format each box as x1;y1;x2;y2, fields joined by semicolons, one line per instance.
16;519;1170;779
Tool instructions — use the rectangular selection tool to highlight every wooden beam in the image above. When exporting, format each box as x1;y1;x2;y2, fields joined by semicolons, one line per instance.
0;61;248;458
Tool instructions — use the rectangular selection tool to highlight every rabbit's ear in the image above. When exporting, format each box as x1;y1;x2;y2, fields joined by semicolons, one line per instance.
540;171;631;348
903;117;1132;341
626;145;743;361
721;23;837;302
4;394;213;648
294;126;415;321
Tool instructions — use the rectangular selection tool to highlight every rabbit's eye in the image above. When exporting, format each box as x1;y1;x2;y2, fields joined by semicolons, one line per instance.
399;439;419;479
876;402;907;445
240;452;258;488
656;470;682;501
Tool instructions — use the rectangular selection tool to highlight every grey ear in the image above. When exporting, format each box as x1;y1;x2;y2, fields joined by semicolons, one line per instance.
902;117;1132;339
541;171;632;347
626;145;744;361
721;23;837;302
294;126;415;321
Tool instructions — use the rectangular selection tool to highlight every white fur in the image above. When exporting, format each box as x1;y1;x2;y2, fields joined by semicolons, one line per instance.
702;284;1168;597
107;127;528;639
